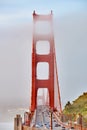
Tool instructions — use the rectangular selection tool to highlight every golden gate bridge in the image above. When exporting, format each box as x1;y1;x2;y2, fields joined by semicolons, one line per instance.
14;11;85;130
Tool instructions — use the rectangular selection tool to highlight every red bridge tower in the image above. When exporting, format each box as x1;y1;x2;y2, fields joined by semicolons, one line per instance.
31;11;62;112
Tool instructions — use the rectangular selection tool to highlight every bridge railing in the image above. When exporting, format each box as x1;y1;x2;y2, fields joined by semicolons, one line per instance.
61;113;87;128
68;122;87;130
54;111;87;130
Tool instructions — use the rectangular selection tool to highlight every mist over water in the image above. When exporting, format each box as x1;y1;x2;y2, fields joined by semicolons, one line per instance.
0;122;13;130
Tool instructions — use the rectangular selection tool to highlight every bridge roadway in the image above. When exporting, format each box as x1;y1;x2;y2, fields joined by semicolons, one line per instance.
30;105;69;130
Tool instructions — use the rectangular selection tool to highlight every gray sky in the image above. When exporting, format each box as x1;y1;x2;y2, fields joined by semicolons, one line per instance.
0;0;87;110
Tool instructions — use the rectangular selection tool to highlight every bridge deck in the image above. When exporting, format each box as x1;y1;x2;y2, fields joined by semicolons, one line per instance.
23;105;68;130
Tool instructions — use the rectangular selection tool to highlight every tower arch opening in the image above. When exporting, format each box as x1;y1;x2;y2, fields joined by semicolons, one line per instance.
37;88;49;107
36;41;50;55
37;62;49;79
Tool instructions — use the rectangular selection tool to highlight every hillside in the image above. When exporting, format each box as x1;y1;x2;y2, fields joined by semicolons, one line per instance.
63;92;87;117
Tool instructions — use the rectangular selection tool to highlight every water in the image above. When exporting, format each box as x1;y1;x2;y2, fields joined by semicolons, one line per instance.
0;107;27;130
0;122;13;130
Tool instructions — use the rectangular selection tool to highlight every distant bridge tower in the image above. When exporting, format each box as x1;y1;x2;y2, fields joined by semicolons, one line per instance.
31;11;62;112
37;90;45;106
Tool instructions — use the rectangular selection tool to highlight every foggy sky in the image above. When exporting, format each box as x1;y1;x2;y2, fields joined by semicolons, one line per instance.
0;1;87;110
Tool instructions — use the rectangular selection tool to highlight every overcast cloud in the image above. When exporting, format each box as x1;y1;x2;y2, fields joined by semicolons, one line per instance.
0;1;87;116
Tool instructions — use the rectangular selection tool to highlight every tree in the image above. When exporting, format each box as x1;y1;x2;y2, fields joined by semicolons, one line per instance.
65;101;71;109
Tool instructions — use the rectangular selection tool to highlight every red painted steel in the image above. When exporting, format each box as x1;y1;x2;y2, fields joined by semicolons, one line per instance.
30;11;62;112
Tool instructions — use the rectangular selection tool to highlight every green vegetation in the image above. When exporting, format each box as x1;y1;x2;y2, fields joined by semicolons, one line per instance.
63;92;87;127
63;92;87;117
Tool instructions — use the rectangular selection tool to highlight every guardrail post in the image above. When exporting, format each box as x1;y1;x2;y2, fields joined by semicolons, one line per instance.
14;114;22;130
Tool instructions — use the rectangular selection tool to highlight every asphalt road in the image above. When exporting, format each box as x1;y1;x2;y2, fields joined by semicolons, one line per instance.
31;105;69;130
